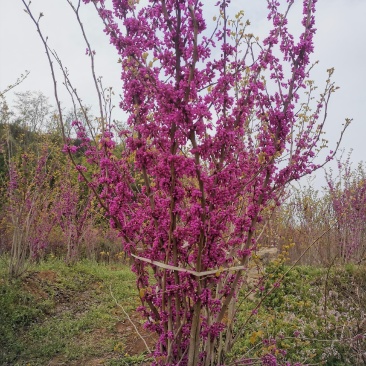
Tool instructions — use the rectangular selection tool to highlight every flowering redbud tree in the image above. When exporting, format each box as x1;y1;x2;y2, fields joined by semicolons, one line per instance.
53;161;94;263
326;156;366;263
7;148;56;277
75;0;346;364
27;0;346;363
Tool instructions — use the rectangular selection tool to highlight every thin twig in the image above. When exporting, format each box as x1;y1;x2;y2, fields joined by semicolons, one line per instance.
109;285;152;354
0;71;30;97
22;1;109;213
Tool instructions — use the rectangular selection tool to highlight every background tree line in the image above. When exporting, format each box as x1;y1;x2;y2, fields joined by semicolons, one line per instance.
1;91;365;278
0;91;122;277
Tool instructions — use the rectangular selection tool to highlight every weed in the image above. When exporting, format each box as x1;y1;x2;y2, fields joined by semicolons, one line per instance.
228;264;366;365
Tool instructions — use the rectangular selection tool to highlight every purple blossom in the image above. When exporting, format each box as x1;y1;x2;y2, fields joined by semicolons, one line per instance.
76;0;339;363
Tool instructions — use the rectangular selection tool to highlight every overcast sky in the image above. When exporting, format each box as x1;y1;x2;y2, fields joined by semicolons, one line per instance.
0;0;365;186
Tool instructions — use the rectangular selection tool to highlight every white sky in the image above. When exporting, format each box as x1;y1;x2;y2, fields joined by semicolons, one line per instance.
0;0;365;185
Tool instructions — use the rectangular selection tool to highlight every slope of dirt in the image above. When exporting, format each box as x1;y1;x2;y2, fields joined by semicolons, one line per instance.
1;261;156;366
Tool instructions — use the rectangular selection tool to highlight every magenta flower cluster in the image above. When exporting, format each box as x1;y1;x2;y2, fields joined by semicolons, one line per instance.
77;0;333;364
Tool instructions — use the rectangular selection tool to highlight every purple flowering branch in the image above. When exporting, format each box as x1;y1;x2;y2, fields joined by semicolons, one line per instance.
77;1;349;364
23;0;350;364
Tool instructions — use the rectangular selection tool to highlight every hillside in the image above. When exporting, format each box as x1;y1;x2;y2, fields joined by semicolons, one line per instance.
1;258;365;365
